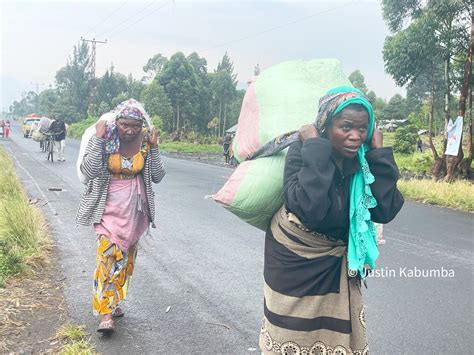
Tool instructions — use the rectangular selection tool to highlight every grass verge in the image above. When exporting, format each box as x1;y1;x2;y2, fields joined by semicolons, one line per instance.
398;179;474;212
56;324;97;355
0;148;49;287
160;141;222;154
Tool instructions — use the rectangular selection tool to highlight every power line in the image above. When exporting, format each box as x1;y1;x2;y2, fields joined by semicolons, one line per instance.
200;1;354;53
83;0;130;38
106;0;173;40
96;0;166;39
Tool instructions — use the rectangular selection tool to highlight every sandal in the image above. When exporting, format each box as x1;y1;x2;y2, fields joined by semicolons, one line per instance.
112;306;125;318
97;319;114;334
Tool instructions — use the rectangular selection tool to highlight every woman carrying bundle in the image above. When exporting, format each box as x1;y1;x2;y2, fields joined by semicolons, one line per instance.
76;99;166;333
260;86;404;354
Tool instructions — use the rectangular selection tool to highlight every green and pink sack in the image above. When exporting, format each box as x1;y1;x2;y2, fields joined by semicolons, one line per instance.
211;59;354;230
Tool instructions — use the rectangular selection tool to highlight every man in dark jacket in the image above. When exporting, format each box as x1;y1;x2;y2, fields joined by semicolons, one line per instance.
49;119;67;161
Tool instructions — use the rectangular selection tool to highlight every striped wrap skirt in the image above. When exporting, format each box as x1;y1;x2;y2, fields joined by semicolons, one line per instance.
259;207;368;355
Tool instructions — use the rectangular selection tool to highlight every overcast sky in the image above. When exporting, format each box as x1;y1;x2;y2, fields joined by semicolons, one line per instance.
0;0;405;111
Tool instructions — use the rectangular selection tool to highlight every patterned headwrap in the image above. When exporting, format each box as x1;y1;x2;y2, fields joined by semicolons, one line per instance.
249;85;379;278
104;99;151;154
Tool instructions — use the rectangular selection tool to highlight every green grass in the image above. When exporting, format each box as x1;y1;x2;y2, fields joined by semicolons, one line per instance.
160;141;222;154
398;179;474;212
0;148;48;287
394;151;434;175
56;324;97;355
67;117;97;139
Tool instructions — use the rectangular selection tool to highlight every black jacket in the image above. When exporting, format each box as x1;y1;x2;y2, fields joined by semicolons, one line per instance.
283;137;404;241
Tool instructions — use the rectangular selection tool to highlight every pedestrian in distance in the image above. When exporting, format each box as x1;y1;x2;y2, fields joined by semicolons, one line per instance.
417;137;423;152
75;99;166;334
223;136;231;164
49;118;67;161
5;120;10;138
260;86;404;354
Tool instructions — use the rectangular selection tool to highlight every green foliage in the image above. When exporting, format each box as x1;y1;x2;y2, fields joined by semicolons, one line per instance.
394;151;434;174
348;70;368;94
96;66;128;109
151;115;164;132
142;81;173;131
55;41;92;122
143;53;168;81
0;149;48;286
160;142;222;154
394;125;418;154
67;117;97;139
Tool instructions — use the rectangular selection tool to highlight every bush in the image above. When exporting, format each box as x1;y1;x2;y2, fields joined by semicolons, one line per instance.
67;117;97;139
394;125;418;154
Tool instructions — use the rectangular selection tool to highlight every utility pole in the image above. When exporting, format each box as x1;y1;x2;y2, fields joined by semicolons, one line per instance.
81;37;107;116
30;82;44;114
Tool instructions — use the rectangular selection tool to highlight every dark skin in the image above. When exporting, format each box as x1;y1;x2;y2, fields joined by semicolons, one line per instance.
95;119;159;157
299;105;383;170
94;118;158;326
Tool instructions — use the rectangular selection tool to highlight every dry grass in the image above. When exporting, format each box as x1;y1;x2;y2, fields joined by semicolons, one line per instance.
398;179;474;211
56;324;97;355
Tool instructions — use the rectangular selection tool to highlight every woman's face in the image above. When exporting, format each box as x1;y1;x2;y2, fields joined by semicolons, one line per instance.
327;106;369;159
117;118;143;142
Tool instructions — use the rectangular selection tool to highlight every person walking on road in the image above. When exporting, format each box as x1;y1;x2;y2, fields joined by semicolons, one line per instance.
76;99;166;334
259;87;404;354
49;118;67;161
223;136;231;164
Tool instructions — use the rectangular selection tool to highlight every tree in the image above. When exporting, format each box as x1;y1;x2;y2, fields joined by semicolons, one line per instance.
349;70;368;94
96;65;128;110
55;41;92;122
143;53;168;82
142;81;173;132
126;73;145;100
38;89;59;117
210;71;236;136
382;94;408;121
216;51;238;86
382;0;472;180
159;52;199;134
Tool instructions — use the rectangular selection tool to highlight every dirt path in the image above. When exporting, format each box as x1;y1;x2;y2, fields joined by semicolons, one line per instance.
0;249;68;353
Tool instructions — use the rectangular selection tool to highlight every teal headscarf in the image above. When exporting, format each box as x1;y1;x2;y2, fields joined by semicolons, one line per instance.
318;86;379;278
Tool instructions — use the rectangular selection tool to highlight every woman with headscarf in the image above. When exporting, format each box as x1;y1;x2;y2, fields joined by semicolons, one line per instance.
76;99;166;333
258;87;404;354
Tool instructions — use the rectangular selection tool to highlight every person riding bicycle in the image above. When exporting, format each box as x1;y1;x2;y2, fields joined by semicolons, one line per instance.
49;119;67;161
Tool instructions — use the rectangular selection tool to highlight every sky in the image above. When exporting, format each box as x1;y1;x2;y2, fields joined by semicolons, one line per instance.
0;0;405;111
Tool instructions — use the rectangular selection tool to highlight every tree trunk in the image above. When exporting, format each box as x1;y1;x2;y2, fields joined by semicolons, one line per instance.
429;72;439;161
176;102;180;137
223;104;227;137
218;100;222;137
454;29;473;180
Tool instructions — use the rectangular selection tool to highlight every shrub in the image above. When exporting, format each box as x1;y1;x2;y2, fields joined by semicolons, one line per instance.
394;125;418;154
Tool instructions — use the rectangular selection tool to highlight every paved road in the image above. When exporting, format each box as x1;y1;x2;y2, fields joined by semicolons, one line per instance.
1;122;473;354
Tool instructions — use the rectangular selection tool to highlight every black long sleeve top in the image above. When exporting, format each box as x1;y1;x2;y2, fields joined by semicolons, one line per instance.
283;137;404;242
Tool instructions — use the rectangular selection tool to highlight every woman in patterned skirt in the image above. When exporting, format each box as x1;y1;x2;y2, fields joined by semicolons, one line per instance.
76;100;165;333
260;87;404;354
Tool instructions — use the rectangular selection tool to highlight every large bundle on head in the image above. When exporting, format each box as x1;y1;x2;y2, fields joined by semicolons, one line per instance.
211;59;352;230
76;99;153;184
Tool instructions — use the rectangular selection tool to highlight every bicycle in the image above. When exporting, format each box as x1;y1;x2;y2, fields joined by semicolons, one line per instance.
43;132;56;162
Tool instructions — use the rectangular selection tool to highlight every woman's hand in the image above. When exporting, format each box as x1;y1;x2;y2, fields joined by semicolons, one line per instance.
149;128;159;148
371;125;383;149
95;121;107;138
299;124;319;141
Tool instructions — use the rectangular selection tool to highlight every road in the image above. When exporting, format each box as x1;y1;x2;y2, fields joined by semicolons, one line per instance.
1;121;473;354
